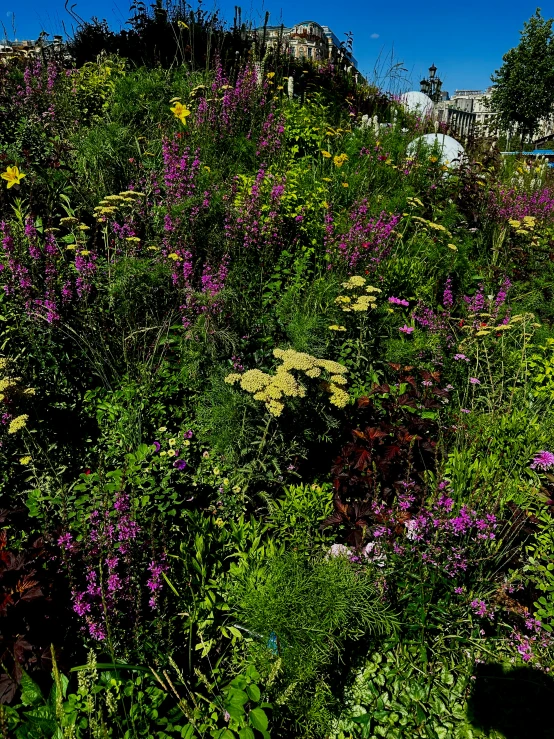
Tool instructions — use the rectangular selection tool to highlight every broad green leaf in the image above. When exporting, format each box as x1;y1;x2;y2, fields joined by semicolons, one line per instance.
249;707;268;732
246;684;261;702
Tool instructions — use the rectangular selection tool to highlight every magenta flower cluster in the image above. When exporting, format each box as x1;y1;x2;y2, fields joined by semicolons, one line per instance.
324;200;401;271
530;450;554;471
59;491;166;642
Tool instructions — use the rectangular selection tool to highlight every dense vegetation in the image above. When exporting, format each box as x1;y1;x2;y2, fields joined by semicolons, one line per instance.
1;10;554;738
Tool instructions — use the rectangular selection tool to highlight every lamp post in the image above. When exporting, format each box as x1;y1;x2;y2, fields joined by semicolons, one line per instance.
420;64;443;103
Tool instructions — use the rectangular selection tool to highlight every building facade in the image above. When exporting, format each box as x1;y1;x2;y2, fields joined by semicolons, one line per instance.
256;20;358;70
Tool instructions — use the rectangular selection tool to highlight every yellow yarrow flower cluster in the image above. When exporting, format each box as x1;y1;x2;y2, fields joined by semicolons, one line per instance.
0;358;34;402
410;215;451;237
225;348;349;416
0;358;34;438
93;190;144;223
9;414;28;434
335;276;381;313
342;275;366;289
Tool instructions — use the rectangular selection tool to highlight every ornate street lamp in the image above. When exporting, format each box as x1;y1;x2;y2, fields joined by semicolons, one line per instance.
420;64;443;103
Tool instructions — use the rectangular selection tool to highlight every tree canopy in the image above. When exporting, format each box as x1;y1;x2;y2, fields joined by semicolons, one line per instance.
491;8;554;142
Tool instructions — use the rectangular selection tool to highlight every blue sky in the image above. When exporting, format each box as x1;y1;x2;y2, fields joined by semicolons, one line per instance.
1;0;551;92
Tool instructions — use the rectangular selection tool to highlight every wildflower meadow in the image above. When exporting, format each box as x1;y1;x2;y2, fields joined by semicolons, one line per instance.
2;5;554;739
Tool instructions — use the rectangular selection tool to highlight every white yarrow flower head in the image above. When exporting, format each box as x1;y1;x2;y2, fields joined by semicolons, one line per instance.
326;543;350;559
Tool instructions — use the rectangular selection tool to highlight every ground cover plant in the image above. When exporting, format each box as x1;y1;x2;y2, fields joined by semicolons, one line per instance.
2;4;554;738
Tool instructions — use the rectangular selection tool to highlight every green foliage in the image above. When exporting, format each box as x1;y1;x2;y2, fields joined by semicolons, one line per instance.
491;9;554;140
264;482;334;547
230;552;398;685
333;642;477;739
3;16;554;737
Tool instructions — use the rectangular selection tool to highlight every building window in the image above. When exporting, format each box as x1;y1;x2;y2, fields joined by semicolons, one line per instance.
308;47;312;58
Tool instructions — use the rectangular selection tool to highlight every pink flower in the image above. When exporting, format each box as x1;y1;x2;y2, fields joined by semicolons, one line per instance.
389;296;410;307
530;450;554;470
469;377;481;385
399;325;414;334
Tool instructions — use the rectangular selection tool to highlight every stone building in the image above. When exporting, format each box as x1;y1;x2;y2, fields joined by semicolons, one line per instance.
256;20;358;69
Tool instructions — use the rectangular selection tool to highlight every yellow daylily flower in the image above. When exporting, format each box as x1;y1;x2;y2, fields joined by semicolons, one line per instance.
321;150;332;158
1;165;25;188
170;101;191;125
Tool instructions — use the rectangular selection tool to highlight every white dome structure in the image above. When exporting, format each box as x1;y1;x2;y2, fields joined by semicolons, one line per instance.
407;134;465;168
400;91;434;118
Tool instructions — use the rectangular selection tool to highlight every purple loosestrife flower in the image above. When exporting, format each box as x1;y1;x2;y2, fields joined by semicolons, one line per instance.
454;353;469;361
530;451;554;470
464;286;486;313
147;559;167;609
58;532;73;550
324;200;401;271
443;277;454;309
89;622;107;641
470;599;489;618
389;296;410;307
72;590;91;616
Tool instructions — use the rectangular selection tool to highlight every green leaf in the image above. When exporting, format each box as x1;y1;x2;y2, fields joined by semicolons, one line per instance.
226;688;249;707
20;670;43;706
249;707;269;732
245;666;260;683
238;729;255;739
227;704;246;723
246;684;261;702
211;730;235;739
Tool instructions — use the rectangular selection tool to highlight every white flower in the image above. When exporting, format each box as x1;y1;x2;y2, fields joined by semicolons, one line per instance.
326;543;350;559
362;542;387;567
405;519;419;540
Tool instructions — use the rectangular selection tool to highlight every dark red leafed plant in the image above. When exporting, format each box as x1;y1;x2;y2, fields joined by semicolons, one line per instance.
323;365;450;544
0;512;69;704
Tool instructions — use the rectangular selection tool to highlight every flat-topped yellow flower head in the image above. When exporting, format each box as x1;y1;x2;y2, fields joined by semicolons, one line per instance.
1;165;25;189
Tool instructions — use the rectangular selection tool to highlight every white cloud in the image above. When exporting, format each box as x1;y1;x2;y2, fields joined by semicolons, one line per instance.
370;33;380;39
